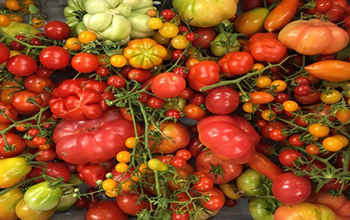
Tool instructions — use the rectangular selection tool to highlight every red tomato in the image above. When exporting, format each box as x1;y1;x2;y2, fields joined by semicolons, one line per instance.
30;163;70;183
243;0;263;11
0;101;17;124
107;75;126;88
192;28;216;49
39;46;71;70
218;52;254;77
128;69;152;83
201;188;225;211
78;164;108;187
44;20;71;40
151;72;186;98
279;150;302;167
187;136;204;157
205;87;239;114
24;74;53;93
272;172;312;205
6;55;37;76
0;42;10;64
36;66;53;78
261;122;286;139
196;150;242;184
11;90;43;115
188;61;220;92
35;149;56;162
86;201;128;220
194;176;214;192
72;53;99;73
116;192;151;216
294;91;321;105
0;133;25;157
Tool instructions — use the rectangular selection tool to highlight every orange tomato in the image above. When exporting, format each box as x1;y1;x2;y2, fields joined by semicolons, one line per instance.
0;15;11;27
249;92;274;104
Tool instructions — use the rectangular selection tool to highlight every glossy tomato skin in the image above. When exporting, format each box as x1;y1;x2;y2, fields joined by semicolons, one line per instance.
116;192;151;216
201;188;225;211
272;172;312;205
39;46;71;70
71;53;99;73
86;201;128;220
77;164;108;187
205;87;240;114
30;163;70;183
150;122;190;154
188;61;221;92
0;133;25;158
11;90;43;115
294;91;321;105
192;28;216;49
151;72;186;98
44;21;71;40
0;101;17;124
6;55;37;76
0;42;10;64
24;74;53;94
53;109;139;164
196;150;243;184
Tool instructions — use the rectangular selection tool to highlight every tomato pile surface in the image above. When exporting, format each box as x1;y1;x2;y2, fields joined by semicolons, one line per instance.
1;0;350;219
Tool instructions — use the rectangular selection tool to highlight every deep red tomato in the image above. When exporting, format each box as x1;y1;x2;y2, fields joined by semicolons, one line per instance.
316;0;333;12
202;188;225;211
171;156;187;168
272;172;312;205
44;21;71;40
95;66;110;77
36;66;53;78
218;52;254;77
172;212;190;220
147;97;164;109
190;93;205;105
128;69;152;83
86;201;128;220
279;150;303;167
187;136;204;157
75;197;89;209
30;163;70;183
294;91;321;105
261;122;286;139
151;72;186;98
205;87;240;114
269;128;287;141
243;0;263;11
71;53;99;73
0;42;10;64
288;134;304;147
194;176;214;192
116;192;151;216
24;74;53;93
192;28;216;49
0;101;17;124
294;84;312;96
0;133;25;157
196;150;243;184
77;164;108;187
11;90;43;115
161;9;175;20
6;55;37;76
107;75;126;88
188;61;221;92
35;149;56;162
325;3;345;22
39;46;71;70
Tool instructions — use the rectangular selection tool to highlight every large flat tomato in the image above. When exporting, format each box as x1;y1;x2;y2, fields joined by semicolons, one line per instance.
86;201;128;220
116;192;151;216
196;150;242;184
198;115;256;164
53;109;139;164
149;122;190;154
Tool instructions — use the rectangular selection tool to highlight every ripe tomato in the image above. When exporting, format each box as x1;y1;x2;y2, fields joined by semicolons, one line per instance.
288;134;304;147
272;172;311;205
0;101;17;124
78;31;97;45
320;90;341;104
147;97;164;109
184;104;206;120
323;137;344;152
192;28;216;49
336;109;350;123
11;90;42;115
205;87;239;115
308;123;329;137
261;122;286;139
30;163;70;183
5;0;20;11
44;21;71;40
279;150;302;167
24;74;53;93
187;136;204;157
294;91;321;105
0;42;10;64
151;73;186;98
116;192;150;216
159;22;179;38
71;53;99;73
128;69;152;83
39;46;71;70
35;149;56;162
107;76;126;88
6;55;37;76
86;201;128;220
65;38;81;51
0;133;25;157
202;188;225;211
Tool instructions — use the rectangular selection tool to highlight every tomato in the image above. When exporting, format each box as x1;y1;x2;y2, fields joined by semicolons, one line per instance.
15;199;55;220
294;84;311;96
0;101;17;124
44;21;71;40
159;22;179;38
35;149;56;162
187;136;204;157
279;150;302;167
0;15;10;27
172;212;189;220
176;149;191;161
261;122;286;139
336;109;350;123
234;8;270;37
205;87;239;115
149;122;190;154
147;18;163;29
218;52;254;77
127;69;152;83
39;46;71;70
283;100;299;112
323;137;344;152
249;92;274;104
151;72;186;98
188;61;221;92
0;42;10;64
5;0;20;11
236;169;267;196
272;172;311;205
243;0;263;11
171;35;190;49
24;74;53;94
190;93;205;105
184;104;206;120
0;133;25;158
196;150;242;184
192;28;216;49
30;163;70;183
71;53;99;73
0;157;31;188
201;188;225;211
11;90;42;115
74;197;88;209
110;55;127;68
321;90;341;104
6;55;37;76
308;123;329;137
86;201;128;220
116;192;151;216
249;198;275;220
78;31;97;45
294;91;321;105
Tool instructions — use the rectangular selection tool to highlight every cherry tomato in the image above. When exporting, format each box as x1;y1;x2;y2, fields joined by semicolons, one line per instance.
5;0;20;10
194;177;214;192
176;150;191;161
95;66;110;77
159;22;179;38
269;128;287;141
192;28;216;49
166;109;180;120
323;137;344;152
6;55;37;76
294;84;312;96
205;87;240;115
72;53;99;73
320;90;341;104
171;157;186;168
288;134;304;147
279;150;302;167
308;123;329;137
44;21;71;40
110;55;127;68
128;69;152;83
65;37;81;51
0;15;10;27
184;104;206;120
147;18;163;29
147;97;164;109
306;144;320;155
35;149;56;162
11;90;42;115
107;75;126;88
161;9;175;20
39;46;71;70
78;31;97;44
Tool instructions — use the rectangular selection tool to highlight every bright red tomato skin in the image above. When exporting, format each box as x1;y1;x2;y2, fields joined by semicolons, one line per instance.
188;61;221;92
35;149;56;162
0;133;25;157
11;90;43;115
30;163;70;183
279;150;302;167
218;52;254;77
205;87;240;115
78;164;108;187
151;72;186;98
116;192;151;216
86;201;128;220
201;188;225;211
0;42;10;64
39;46;71;70
72;53;99;73
44;21;71;40
0;101;17;124
6;55;37;76
272;172;312;205
196;150;243;184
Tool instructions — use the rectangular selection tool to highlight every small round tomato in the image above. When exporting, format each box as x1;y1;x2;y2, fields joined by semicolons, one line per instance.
256;76;272;88
323;137;344;152
11;90;42;115
116;151;131;163
24;74;53;93
194;177;214;192
6;55;37;76
147;18;163;29
110;55;127;68
202;188;225;211
35;149;56;162
0;133;25;157
65;38;81;51
192;28;216;49
161;9;175;20
71;53;99;73
294;84;311;96
320;90;341;104
107;75;126;88
39;46;71;70
271;80;287;92
272;172;311;205
151;72;186;99
0;15;10;27
128;69;152;83
336;109;350;123
288;134;304;147
269;128;287;141
261;110;276;121
44;21;71;40
78;31;97;45
115;162;128;173
205;87;240;115
242;103;255;113
5;0;20;10
125;137;136;149
147;97;164;109
166;109;180;120
308;123;329;137
279;150;302;167
184;104;206;120
176;150;191;161
116;192;150;216
171;35;190;50
159;22;179;38
0;42;10;64
171;156;186;168
283;101;299;112
306;144;320;155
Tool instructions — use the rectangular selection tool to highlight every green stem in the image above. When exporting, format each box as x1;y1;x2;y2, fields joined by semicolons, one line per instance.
0;176;43;196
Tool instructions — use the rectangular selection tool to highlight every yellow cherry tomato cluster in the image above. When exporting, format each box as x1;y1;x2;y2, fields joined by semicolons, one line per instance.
323;135;348;152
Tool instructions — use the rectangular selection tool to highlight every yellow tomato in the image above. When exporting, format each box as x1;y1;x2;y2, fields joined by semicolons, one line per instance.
110;55;127;68
283;100;299;112
171;35;190;49
261;110;276;121
65;38;81;51
256;76;271;88
147;18;163;29
78;31;96;44
115;163;128;173
159;22;179;38
242;103;254;113
271;80;287;92
323;137;344;152
116;151;131;163
102;179;117;190
321;90;341;104
308;123;330;137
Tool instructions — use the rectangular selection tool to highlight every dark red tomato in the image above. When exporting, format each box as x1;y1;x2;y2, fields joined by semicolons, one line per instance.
173;67;188;78
270;128;287;141
261;122;286;139
72;53;99;73
272;172;311;205
151;72;186;98
202;188;225;211
116;192;151;216
294;84;312;96
166;109;180;120
194;176;214;192
147;97;164;109
86;201;128;220
179;25;189;34
192;28;216;49
128;69;152;83
190;93;205;105
325;3;345;23
120;66;133;78
171;156;187;168
0;101;17;124
11;90;43;115
30;38;43;46
316;0;333;12
0;42;10;64
36;66;53;78
63;162;76;173
35;149;56;162
243;0;263;11
0;133;25;157
24;74;53;93
179;88;194;100
187;136;204;157
172;50;185;61
257;119;268;128
10;41;25;51
279;150;302;167
274;93;289;104
44;21;71;40
294;76;310;85
30;163;70;183
87;198;100;210
294;91;321;105
107;75;126;88
205;87;240;115
39;46;71;70
288;134;304;147
225;198;237;207
6;55;37;76
295;116;309;127
256;142;274;155
95;66;110;77
75;197;89;209
138;92;150;103
322;178;349;191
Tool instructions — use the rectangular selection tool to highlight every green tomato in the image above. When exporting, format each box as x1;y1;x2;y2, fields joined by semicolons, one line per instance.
55;187;77;212
163;97;187;112
210;32;241;57
24;181;62;212
0;22;40;43
236;169;267;196
68;173;85;187
234;8;270;37
249;198;276;220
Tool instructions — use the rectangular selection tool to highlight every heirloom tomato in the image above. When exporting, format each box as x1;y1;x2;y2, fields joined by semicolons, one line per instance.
218;52;254;77
234;8;269;37
0;157;31;188
151;72;186;98
0;188;23;220
188;61;220;92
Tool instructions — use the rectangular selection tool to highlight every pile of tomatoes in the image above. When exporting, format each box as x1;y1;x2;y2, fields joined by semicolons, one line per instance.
1;0;350;220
